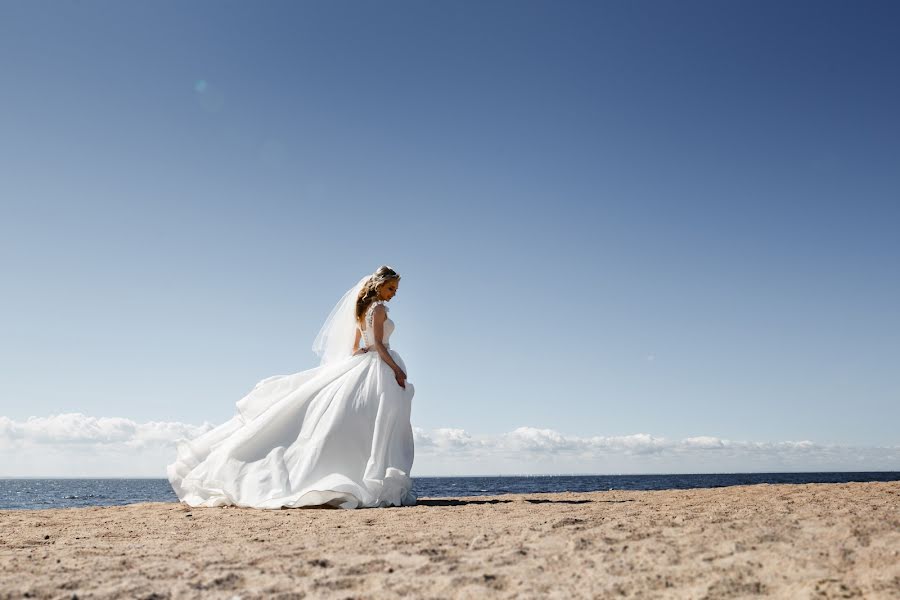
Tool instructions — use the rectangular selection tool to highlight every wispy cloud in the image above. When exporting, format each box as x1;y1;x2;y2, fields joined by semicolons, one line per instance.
411;426;900;475
0;413;213;448
1;413;897;477
0;414;215;477
413;426;831;457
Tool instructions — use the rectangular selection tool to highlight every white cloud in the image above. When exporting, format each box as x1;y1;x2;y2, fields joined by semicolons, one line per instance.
412;426;899;476
2;413;898;477
0;414;215;477
681;436;728;449
413;427;485;451
0;414;212;447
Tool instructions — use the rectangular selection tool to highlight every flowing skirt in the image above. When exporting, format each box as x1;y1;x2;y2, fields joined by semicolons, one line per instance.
166;349;416;509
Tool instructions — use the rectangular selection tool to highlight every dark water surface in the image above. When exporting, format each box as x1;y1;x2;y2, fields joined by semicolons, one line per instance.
1;472;898;510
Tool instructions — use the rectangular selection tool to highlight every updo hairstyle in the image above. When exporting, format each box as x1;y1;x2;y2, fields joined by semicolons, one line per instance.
356;265;400;322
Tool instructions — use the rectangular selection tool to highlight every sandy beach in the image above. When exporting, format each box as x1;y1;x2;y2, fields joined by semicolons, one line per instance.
1;481;898;599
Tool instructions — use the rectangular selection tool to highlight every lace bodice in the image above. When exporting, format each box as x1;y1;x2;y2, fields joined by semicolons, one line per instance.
359;300;394;348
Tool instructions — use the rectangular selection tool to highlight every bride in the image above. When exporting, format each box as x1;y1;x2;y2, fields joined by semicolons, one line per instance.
166;266;417;509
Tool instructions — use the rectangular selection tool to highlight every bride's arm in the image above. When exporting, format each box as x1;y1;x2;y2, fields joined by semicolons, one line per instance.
351;328;365;356
371;304;403;374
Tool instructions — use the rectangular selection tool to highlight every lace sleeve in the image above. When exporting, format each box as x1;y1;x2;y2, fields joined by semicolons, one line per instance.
365;300;382;331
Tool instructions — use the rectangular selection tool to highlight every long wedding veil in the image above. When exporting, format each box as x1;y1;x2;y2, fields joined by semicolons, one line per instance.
311;274;370;366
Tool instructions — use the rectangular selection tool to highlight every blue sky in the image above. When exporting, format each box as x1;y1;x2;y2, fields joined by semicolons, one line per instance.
1;1;898;475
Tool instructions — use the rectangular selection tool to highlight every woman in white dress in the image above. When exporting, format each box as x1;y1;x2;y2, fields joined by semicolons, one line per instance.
166;266;416;509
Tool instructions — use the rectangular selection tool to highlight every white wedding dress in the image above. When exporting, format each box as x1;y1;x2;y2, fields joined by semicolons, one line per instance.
166;299;416;509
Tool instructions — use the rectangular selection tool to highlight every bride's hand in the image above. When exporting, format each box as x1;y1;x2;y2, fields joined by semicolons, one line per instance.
394;368;407;389
352;348;369;357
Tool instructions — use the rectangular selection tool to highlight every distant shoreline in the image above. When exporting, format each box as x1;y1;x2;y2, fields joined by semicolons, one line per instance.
3;471;899;511
3;469;899;479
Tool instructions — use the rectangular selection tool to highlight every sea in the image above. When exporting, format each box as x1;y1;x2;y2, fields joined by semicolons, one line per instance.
1;472;898;510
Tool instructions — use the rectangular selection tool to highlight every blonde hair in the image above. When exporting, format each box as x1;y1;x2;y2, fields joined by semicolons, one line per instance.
356;265;400;322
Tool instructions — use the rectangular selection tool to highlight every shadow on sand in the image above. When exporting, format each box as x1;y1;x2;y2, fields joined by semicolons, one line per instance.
416;498;514;507
415;497;636;506
524;498;635;504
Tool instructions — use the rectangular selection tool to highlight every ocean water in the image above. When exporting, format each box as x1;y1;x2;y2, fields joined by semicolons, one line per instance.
1;472;898;510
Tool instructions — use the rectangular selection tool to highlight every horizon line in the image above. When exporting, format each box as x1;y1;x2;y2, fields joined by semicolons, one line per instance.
3;469;899;480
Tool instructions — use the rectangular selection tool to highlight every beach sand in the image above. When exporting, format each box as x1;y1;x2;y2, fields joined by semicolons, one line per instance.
1;481;898;599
